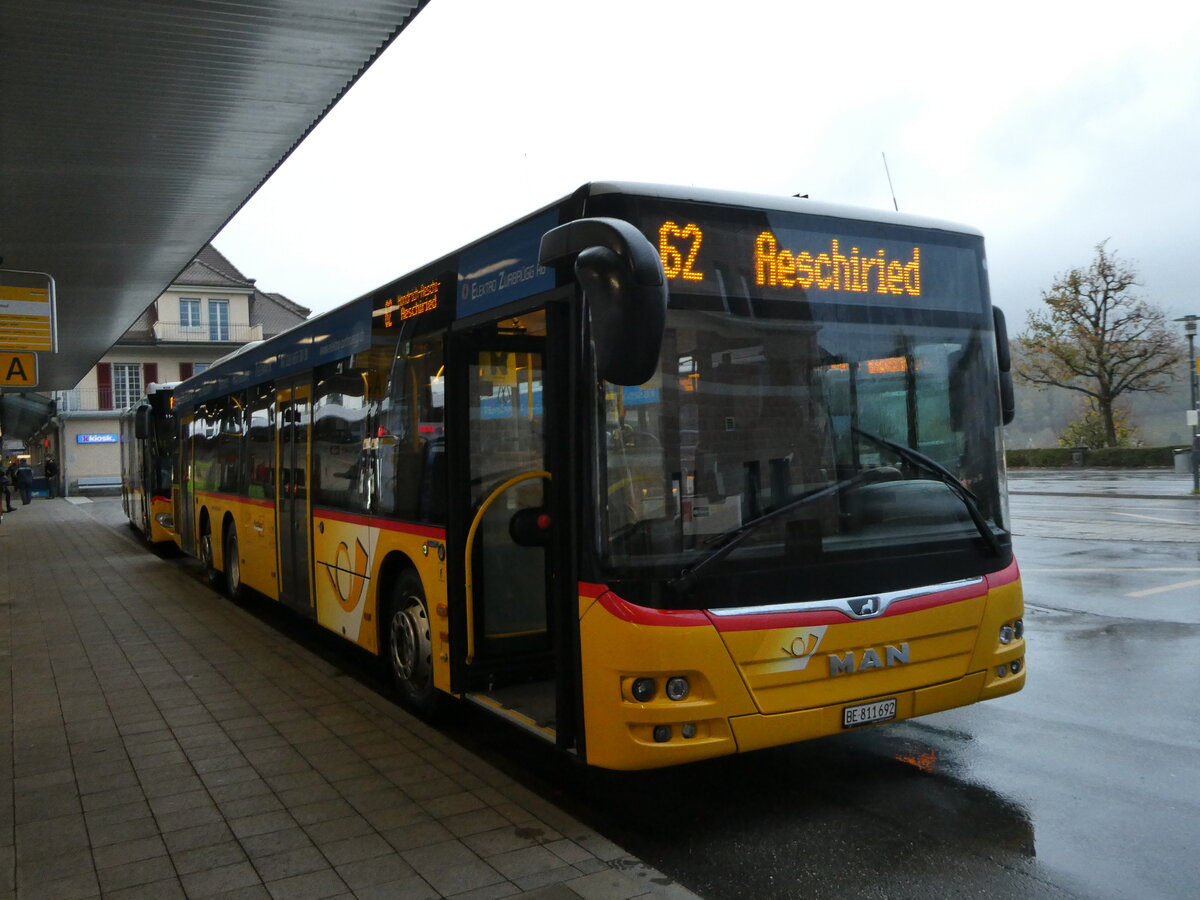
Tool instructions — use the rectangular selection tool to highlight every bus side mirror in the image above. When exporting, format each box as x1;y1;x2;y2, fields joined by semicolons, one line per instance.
539;217;667;386
134;405;152;440
993;307;1016;425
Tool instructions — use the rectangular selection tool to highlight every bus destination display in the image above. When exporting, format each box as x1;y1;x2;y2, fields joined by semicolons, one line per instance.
652;213;982;310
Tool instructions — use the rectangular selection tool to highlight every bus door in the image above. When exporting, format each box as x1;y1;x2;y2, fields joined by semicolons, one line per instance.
177;412;196;554
454;322;564;741
276;379;315;616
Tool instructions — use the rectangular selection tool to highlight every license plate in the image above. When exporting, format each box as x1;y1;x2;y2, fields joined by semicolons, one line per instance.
843;697;897;728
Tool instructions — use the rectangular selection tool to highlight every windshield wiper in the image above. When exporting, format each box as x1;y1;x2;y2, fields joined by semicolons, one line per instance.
667;473;870;594
851;427;1001;556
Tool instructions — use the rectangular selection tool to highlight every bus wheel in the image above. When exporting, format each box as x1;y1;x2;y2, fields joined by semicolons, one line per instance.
386;572;438;716
224;526;248;604
199;520;224;590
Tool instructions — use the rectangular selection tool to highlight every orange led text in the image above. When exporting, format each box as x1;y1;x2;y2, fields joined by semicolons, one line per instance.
755;232;921;296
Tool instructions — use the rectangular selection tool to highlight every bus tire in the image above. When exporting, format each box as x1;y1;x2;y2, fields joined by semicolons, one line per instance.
224;525;248;604
199;518;224;591
385;571;438;717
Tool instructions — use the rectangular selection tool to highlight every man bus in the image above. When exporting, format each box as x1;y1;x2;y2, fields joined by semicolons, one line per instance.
165;182;1024;770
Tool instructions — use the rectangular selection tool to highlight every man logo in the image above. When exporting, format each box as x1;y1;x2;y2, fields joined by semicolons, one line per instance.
780;626;827;670
847;595;883;618
829;643;910;675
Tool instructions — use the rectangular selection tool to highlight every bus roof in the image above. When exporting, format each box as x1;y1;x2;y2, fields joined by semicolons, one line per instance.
585;181;984;237
174;181;985;409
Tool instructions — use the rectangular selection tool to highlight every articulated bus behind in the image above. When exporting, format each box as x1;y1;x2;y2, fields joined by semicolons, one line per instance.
120;382;178;545
166;182;1025;770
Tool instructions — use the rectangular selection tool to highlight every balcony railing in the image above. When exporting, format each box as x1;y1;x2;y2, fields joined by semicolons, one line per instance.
55;389;129;413
55;388;170;413
152;321;263;343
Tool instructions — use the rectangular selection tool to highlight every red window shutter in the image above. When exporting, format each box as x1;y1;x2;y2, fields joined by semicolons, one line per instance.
143;362;158;387
179;362;193;380
96;362;112;410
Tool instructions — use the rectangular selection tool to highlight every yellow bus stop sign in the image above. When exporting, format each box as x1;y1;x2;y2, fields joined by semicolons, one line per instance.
0;351;38;387
0;269;57;352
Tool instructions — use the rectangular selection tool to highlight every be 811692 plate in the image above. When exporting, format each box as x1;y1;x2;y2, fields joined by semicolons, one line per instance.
843;697;897;728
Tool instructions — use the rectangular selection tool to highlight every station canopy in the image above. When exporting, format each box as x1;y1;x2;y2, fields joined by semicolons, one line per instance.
0;0;427;439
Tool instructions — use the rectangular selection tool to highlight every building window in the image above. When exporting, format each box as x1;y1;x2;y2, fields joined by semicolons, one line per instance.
180;298;201;328
193;362;209;374
112;363;142;409
208;299;230;341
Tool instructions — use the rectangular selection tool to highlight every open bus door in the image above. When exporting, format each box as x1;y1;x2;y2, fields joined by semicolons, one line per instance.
448;309;582;751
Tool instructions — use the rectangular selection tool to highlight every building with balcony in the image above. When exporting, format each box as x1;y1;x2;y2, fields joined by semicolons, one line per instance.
39;244;309;494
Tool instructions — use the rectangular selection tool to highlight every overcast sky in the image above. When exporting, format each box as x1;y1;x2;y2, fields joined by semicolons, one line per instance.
214;0;1200;332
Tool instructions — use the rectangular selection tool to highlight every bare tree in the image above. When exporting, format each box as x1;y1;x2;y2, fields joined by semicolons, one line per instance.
1014;242;1183;447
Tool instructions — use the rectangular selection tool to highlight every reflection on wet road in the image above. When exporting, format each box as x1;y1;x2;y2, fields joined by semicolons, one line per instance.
84;485;1200;899
518;486;1200;899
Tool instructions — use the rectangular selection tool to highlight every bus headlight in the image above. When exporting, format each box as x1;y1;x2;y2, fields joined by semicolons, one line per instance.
999;625;1014;645
1014;618;1024;639
631;678;656;702
665;676;690;701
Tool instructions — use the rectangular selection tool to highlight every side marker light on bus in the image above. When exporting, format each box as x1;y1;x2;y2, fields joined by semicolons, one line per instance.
631;678;656;702
666;676;690;701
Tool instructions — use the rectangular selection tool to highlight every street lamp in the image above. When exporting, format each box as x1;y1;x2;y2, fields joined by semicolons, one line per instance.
1174;315;1200;493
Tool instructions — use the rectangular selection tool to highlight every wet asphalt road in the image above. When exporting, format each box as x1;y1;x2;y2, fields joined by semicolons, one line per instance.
80;475;1200;899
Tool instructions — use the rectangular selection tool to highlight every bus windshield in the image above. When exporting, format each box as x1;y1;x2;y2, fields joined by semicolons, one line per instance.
594;202;1008;605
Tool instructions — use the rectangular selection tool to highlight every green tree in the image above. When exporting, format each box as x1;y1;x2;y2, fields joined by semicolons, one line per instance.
1014;241;1183;448
1056;402;1136;449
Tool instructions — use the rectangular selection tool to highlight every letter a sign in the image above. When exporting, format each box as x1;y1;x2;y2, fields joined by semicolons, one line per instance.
0;351;38;387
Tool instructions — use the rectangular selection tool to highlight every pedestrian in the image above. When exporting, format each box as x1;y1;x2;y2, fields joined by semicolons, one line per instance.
44;457;58;498
14;458;34;505
0;463;13;512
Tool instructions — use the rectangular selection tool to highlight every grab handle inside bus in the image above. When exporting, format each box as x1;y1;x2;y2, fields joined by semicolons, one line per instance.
539;217;667;386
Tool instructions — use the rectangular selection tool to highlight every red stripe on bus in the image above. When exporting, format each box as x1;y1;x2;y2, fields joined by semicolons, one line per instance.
985;558;1021;589
705;577;992;632
312;507;446;539
594;591;710;626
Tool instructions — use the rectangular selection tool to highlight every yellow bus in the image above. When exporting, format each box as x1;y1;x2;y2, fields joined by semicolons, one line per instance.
168;182;1024;770
120;382;179;545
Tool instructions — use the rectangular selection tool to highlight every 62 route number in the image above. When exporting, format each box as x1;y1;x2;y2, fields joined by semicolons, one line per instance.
658;222;705;282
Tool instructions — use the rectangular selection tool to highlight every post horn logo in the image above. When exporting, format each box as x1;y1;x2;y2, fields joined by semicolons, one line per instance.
325;538;370;613
780;626;828;669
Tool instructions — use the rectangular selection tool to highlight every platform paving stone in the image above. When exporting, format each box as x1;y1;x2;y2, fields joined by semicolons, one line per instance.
0;497;698;898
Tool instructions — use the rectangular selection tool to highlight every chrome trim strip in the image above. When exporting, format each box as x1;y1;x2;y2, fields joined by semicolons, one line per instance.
707;576;985;620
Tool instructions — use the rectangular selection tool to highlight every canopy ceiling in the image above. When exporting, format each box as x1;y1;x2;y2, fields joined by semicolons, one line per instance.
1;0;427;438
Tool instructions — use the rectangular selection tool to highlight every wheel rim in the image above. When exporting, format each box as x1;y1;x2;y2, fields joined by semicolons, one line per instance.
200;531;212;566
390;597;430;687
227;535;240;592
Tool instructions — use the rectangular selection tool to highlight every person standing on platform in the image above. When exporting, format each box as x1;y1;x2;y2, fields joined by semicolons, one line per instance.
0;462;13;512
14;459;34;505
44;457;58;498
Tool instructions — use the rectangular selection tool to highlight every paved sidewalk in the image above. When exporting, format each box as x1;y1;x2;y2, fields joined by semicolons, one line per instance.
0;499;699;900
1007;468;1199;500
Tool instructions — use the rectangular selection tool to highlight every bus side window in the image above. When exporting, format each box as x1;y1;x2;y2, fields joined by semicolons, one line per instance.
381;335;445;523
313;362;368;513
247;386;275;499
